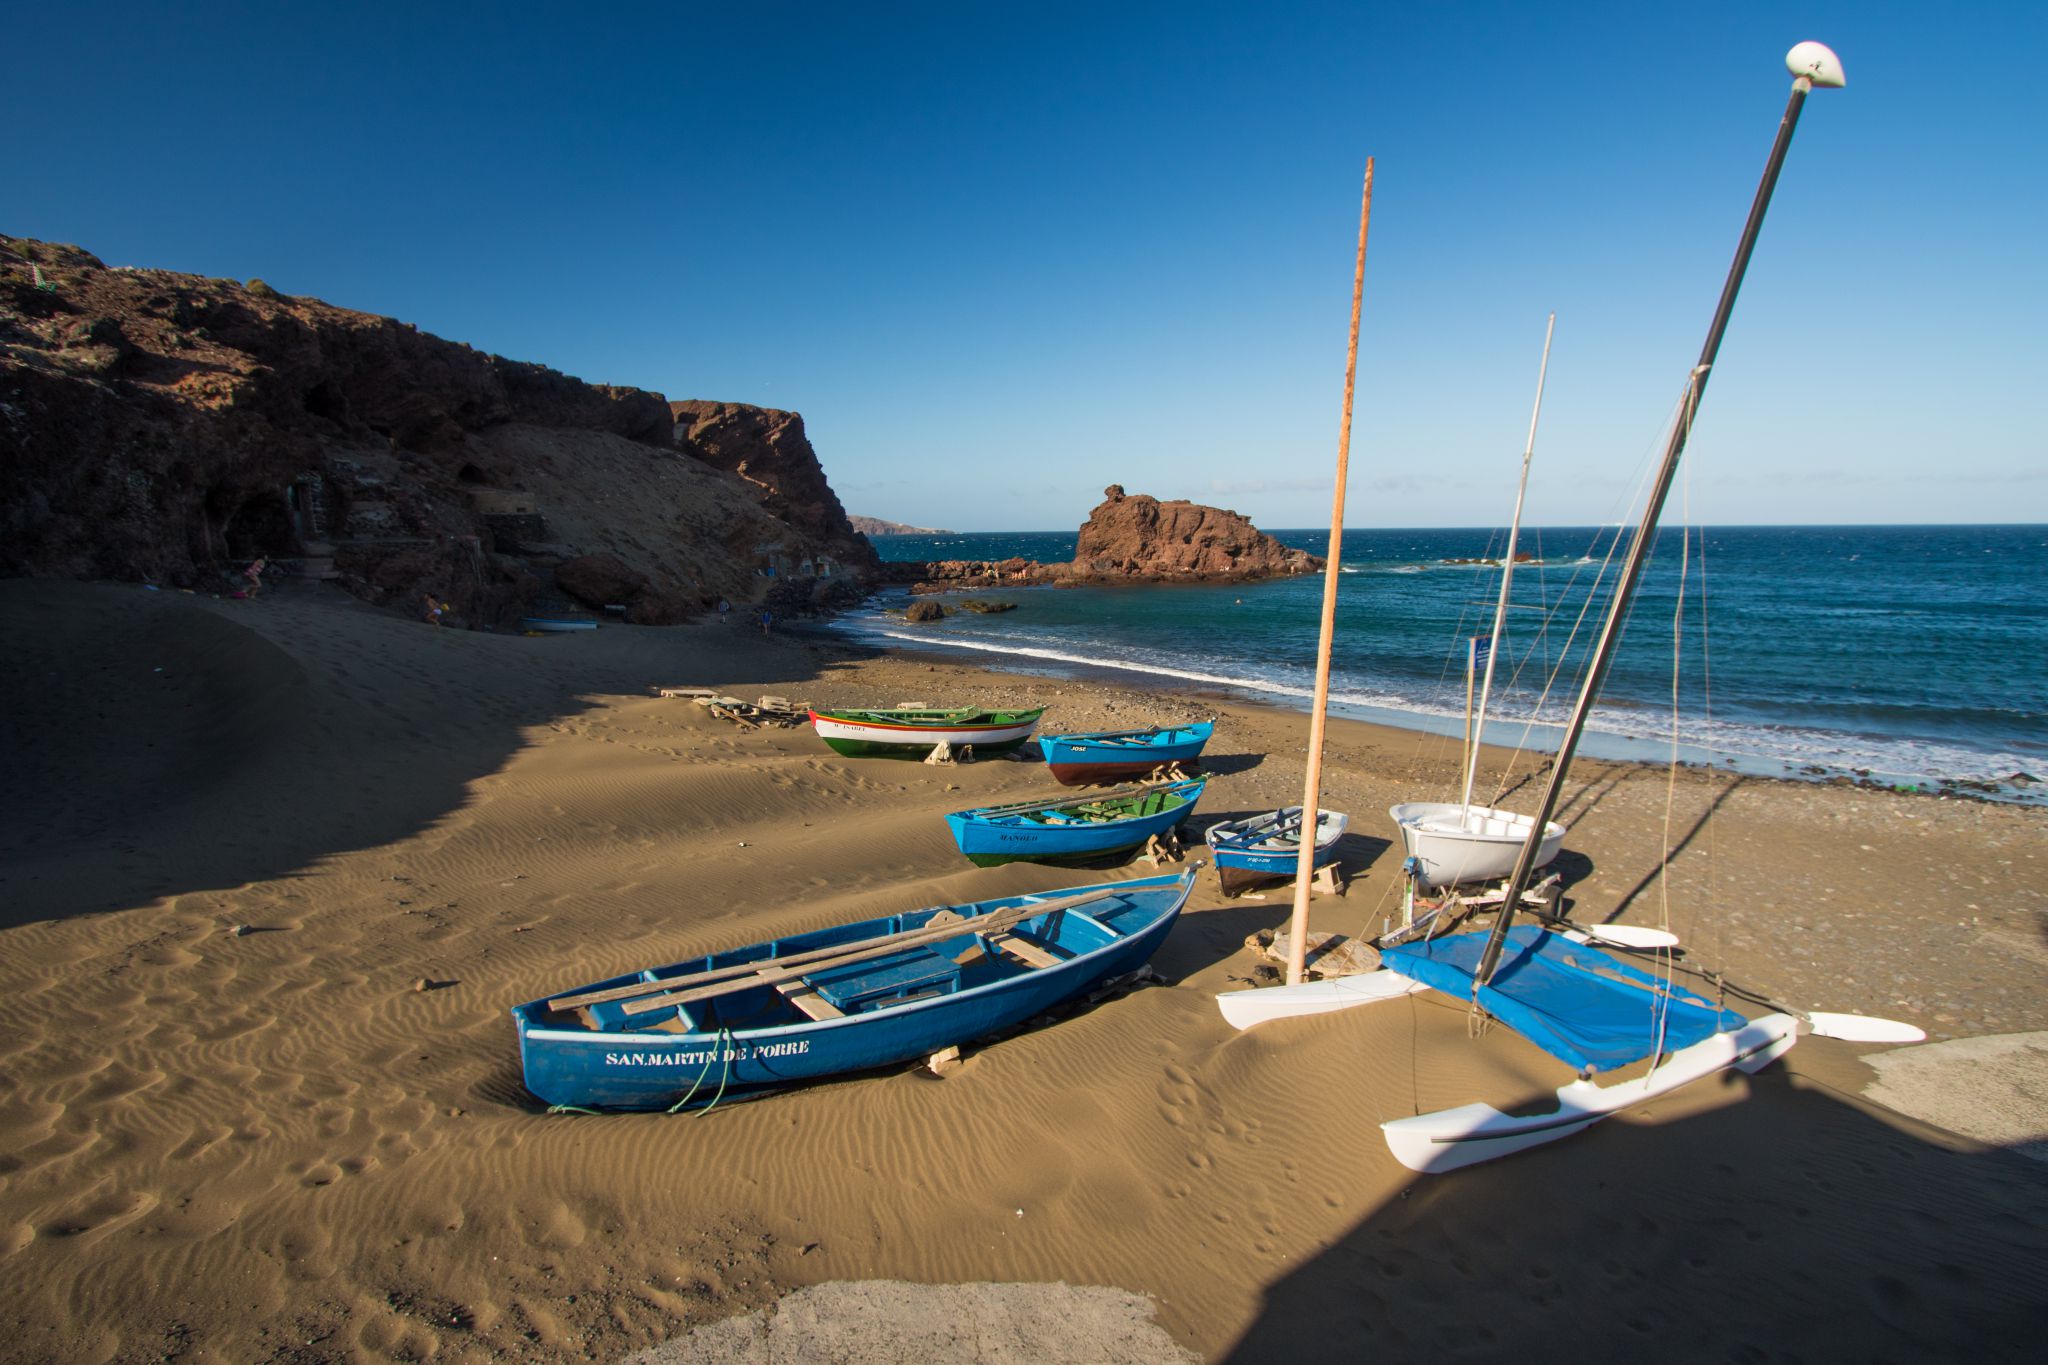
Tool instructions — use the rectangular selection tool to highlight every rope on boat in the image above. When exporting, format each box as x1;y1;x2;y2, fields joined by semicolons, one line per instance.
667;1026;735;1115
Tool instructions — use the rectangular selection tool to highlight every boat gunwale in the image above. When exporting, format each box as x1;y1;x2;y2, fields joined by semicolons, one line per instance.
956;778;1207;828
1039;721;1213;752
809;707;1045;732
513;872;1195;1045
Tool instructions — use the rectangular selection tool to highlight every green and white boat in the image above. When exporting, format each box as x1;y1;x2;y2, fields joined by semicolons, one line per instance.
806;706;1044;758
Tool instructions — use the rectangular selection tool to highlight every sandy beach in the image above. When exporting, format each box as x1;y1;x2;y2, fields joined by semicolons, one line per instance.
2;577;2044;1363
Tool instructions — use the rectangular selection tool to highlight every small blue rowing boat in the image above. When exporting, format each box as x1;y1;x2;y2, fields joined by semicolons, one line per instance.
1204;806;1348;896
522;617;598;633
1039;720;1214;785
944;779;1206;867
512;869;1197;1111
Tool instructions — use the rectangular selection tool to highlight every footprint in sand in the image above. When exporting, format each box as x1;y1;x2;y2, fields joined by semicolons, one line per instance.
521;1199;589;1250
39;1188;159;1243
167;1126;233;1162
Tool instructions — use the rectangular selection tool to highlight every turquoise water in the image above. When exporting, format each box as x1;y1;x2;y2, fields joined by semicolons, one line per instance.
844;526;2048;802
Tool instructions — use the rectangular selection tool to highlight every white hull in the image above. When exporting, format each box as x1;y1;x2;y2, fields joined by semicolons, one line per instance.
1380;1012;1799;1173
809;716;1039;749
1215;969;1426;1030
1388;801;1566;890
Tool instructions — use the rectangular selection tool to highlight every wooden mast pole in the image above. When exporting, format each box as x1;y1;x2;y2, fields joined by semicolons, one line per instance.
1285;159;1374;987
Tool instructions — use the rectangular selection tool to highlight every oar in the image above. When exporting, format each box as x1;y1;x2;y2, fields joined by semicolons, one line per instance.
1556;923;1683;950
617;885;1130;1016
549;885;1119;1014
1802;1011;1924;1043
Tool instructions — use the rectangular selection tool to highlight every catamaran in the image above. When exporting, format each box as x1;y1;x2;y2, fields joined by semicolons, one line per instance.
1217;42;1922;1172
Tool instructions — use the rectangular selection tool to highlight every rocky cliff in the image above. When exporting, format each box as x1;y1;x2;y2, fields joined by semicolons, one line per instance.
886;486;1319;592
0;235;875;627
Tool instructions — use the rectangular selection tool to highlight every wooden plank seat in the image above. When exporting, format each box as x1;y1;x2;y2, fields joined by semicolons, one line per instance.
983;931;1061;969
808;946;961;1013
776;980;846;1021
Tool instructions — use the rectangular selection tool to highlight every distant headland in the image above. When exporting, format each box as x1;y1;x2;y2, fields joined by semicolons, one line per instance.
850;516;953;536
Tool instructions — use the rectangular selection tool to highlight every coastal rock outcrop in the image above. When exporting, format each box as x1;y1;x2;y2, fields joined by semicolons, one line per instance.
0;235;876;626
882;487;1318;593
672;401;878;579
1072;485;1318;581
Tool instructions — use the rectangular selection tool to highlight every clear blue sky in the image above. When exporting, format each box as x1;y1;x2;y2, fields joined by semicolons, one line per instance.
7;2;2041;530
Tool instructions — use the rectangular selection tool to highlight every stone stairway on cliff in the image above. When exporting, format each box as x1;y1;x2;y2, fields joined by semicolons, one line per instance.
281;475;339;580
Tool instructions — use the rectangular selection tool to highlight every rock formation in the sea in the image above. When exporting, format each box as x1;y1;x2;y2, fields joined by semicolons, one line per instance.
0;235;877;627
1071;486;1318;581
884;486;1318;593
849;515;951;536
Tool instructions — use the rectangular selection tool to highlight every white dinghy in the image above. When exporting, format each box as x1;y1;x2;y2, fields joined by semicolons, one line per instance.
1388;801;1566;891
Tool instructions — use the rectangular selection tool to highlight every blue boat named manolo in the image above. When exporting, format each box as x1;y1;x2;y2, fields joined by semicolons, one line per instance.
944;778;1206;866
513;870;1198;1111
1038;721;1215;785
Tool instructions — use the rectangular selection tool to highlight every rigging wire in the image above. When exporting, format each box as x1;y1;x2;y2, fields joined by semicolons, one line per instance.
1495;381;1703;805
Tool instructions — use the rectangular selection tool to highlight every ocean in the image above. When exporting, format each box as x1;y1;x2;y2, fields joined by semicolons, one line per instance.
837;525;2048;804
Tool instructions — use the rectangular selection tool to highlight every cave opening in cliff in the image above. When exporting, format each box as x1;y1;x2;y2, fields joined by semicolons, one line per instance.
303;379;349;426
206;485;298;561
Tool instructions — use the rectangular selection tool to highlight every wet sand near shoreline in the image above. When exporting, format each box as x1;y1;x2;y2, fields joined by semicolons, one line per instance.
1;579;2043;1363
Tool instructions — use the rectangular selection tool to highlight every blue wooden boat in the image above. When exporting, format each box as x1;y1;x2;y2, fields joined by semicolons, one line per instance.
511;869;1197;1111
1039;721;1215;785
1204;806;1348;896
943;778;1206;867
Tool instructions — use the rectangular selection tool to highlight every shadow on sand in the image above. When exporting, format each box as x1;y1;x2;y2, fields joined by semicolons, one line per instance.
1219;1060;2048;1363
0;580;887;930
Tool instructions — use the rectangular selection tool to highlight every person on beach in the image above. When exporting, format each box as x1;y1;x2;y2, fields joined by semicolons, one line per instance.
718;598;730;625
241;557;267;597
423;594;449;627
759;609;773;635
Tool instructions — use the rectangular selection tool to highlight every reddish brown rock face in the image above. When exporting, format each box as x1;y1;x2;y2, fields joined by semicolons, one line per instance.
1071;488;1318;582
880;489;1319;593
0;235;878;626
670;401;878;575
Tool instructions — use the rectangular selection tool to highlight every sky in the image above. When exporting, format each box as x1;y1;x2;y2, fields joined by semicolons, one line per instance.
6;2;2043;531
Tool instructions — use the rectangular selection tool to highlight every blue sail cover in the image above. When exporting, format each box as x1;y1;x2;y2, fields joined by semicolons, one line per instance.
1381;927;1748;1073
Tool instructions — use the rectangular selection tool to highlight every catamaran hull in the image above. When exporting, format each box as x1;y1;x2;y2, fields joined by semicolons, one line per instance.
514;873;1194;1110
1380;1012;1799;1173
1215;969;1428;1030
1388;801;1566;890
808;712;1040;757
